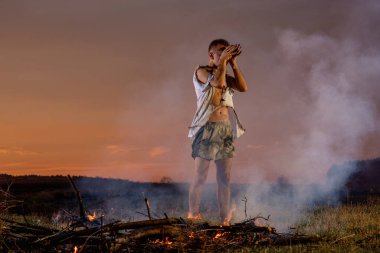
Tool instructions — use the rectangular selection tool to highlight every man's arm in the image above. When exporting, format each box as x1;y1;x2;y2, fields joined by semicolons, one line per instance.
227;45;248;92
210;60;228;89
196;63;228;89
196;45;237;88
227;61;248;92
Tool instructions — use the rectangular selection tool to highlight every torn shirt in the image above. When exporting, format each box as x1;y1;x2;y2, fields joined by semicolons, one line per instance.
188;67;245;139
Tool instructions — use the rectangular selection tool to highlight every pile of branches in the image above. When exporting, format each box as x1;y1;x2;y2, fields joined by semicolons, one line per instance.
0;176;320;252
0;215;320;252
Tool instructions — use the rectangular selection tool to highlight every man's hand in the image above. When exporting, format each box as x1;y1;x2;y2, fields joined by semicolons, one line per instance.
226;44;247;92
220;45;240;63
229;44;242;66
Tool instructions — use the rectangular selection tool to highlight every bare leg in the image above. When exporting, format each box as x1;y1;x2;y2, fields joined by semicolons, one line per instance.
215;158;232;223
189;157;210;217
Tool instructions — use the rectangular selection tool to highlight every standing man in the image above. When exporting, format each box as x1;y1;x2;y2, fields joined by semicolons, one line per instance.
188;39;248;223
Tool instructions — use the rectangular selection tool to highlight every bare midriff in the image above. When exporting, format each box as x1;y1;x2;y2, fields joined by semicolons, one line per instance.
208;106;229;122
208;86;229;122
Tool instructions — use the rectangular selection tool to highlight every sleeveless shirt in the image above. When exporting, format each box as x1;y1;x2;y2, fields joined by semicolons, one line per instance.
188;67;245;139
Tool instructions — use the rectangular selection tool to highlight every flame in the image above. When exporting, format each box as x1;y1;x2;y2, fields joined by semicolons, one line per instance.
154;237;173;245
73;246;78;253
223;204;236;226
164;237;173;245
214;231;228;239
87;211;96;221
187;212;202;220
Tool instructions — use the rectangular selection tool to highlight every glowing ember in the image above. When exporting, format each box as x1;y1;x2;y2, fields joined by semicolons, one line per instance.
187;212;202;220
223;204;236;226
87;211;96;221
214;231;228;239
164;237;173;245
154;237;173;245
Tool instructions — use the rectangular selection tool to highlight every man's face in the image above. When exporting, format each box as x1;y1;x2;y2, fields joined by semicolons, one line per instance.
209;44;228;64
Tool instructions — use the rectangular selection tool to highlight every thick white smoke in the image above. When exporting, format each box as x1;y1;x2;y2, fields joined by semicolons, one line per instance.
236;29;379;231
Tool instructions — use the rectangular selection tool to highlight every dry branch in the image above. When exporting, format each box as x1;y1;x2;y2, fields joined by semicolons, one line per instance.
67;175;86;219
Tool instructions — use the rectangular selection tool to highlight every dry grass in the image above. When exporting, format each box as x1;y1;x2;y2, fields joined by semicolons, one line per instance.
244;198;380;253
216;198;380;252
293;198;380;252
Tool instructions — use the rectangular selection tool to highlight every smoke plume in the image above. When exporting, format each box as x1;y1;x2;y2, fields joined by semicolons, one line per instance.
236;21;380;230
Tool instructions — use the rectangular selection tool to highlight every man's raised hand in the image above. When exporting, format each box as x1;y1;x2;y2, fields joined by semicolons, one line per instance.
220;45;238;63
230;44;242;61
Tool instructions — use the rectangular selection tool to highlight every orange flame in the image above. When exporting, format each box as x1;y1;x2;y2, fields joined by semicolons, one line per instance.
164;237;173;245
154;237;173;245
223;204;237;226
214;231;228;239
187;212;202;220
73;246;78;253
87;211;96;221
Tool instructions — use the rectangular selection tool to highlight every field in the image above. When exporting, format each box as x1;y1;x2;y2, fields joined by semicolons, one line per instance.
1;175;379;252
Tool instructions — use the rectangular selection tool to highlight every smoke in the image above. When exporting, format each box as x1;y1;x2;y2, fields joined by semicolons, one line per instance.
234;24;380;230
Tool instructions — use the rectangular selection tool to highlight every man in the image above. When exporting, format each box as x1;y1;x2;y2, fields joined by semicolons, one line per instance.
188;39;248;223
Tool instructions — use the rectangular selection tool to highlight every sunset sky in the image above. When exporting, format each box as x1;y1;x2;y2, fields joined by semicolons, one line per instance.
1;0;379;183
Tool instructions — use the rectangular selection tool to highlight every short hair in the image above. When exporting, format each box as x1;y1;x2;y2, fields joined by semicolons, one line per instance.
208;39;230;52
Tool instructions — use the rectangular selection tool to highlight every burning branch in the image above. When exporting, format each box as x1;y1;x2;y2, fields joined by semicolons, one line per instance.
0;213;321;252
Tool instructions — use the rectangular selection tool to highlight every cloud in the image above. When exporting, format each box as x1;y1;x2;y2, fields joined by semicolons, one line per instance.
149;146;171;158
106;144;140;155
0;146;39;156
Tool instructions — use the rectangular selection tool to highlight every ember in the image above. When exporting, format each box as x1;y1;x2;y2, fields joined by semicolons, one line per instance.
214;231;229;239
154;236;173;245
87;211;96;221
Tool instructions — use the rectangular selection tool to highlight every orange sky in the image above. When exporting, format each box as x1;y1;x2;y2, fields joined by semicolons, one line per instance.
1;0;380;183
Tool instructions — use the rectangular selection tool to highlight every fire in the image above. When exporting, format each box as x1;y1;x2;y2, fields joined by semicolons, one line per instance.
73;246;78;253
154;237;173;245
223;204;236;226
164;237;173;245
187;212;202;220
214;231;228;239
87;211;96;221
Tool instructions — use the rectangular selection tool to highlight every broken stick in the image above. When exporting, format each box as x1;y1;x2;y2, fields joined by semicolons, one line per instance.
144;197;152;220
67;175;86;219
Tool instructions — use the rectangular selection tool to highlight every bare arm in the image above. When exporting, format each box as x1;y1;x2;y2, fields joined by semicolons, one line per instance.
228;61;248;92
196;45;237;88
225;44;248;92
195;63;228;89
210;59;228;88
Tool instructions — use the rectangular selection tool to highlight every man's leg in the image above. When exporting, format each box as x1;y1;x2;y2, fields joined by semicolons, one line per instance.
215;158;232;223
189;157;210;217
